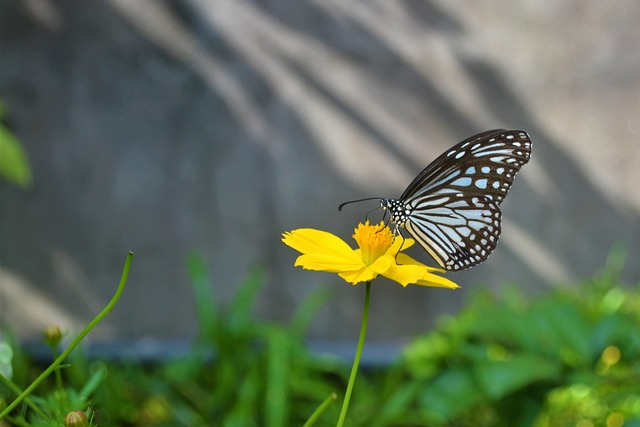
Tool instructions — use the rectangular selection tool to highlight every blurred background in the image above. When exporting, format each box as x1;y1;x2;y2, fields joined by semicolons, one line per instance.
1;0;639;352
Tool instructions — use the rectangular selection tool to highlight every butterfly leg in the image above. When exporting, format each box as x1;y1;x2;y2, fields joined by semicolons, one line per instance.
394;232;407;263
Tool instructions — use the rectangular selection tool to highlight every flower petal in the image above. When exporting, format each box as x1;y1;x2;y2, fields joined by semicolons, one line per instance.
352;247;410;274
367;255;393;275
415;274;460;289
396;253;446;273
339;266;378;285
375;254;460;288
295;253;363;273
282;224;459;289
382;262;436;287
386;236;415;255
282;229;355;257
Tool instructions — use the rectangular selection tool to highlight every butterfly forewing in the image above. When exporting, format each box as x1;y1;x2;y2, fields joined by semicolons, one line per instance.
383;129;532;271
401;129;532;205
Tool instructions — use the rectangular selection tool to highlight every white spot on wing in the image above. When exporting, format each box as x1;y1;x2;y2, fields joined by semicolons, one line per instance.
475;179;488;189
452;177;473;187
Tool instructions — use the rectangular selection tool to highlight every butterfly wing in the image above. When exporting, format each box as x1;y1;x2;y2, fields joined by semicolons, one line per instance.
400;129;532;205
398;129;532;270
404;194;501;270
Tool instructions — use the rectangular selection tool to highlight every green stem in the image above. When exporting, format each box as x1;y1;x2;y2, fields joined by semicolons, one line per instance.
4;415;30;427
336;281;371;427
53;346;63;392
0;252;133;420
302;392;337;427
0;374;48;419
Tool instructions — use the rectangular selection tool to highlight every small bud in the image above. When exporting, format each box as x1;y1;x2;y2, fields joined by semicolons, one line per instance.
64;410;89;427
42;325;63;348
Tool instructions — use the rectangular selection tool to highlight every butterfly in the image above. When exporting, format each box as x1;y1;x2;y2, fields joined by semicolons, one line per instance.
342;129;532;271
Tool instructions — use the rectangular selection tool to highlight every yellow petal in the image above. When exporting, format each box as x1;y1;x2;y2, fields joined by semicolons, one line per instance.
382;262;436;287
386;236;415;255
339;266;378;285
282;229;355;257
368;255;393;274
395;253;446;273
415;274;460;289
295;253;363;272
376;254;460;288
282;225;459;289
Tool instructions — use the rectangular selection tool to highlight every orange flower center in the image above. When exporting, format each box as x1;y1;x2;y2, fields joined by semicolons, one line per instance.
353;221;394;265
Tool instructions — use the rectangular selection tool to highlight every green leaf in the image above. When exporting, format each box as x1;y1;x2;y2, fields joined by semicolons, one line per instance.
185;252;219;340
0;124;32;189
228;266;265;333
290;286;334;338
418;368;483;422
265;329;290;427
529;300;592;365
403;332;454;379
474;353;562;399
591;312;640;354
0;339;13;379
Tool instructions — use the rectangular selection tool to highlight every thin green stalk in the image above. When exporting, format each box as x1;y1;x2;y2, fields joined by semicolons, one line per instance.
303;392;337;427
0;252;133;420
336;281;371;427
0;374;48;419
4;415;30;427
52;346;63;392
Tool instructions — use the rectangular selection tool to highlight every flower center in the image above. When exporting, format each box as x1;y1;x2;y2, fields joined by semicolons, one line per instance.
353;221;394;265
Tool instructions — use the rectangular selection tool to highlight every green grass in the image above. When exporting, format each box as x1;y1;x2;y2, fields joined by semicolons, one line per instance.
1;249;639;426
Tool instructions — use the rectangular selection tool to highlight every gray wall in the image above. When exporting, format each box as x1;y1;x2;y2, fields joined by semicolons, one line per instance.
1;0;639;345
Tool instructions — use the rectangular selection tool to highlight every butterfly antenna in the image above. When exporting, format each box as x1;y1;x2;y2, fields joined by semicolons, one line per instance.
364;205;383;223
371;209;391;234
338;197;383;212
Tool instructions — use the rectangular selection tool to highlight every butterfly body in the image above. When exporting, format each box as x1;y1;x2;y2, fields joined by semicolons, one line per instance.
381;129;532;271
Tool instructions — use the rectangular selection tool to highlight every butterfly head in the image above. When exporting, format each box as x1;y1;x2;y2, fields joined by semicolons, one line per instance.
380;198;409;229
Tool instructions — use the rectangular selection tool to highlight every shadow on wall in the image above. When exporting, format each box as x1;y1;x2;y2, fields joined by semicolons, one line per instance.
1;0;638;343
135;0;637;284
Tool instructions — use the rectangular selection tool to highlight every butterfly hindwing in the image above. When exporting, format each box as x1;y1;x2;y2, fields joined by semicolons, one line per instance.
404;194;501;270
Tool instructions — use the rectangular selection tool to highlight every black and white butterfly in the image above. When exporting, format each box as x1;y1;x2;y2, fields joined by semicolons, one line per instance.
344;129;532;271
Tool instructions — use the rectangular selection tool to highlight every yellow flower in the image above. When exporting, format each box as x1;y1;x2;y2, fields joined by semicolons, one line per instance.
282;221;459;289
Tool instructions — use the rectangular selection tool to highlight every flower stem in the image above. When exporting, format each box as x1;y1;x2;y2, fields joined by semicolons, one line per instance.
53;346;63;392
303;392;337;427
336;281;371;427
0;375;47;420
0;252;133;420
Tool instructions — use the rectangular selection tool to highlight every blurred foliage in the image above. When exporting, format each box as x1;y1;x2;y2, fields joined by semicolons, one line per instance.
0;325;102;427
1;249;639;426
0;100;32;190
395;246;640;427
